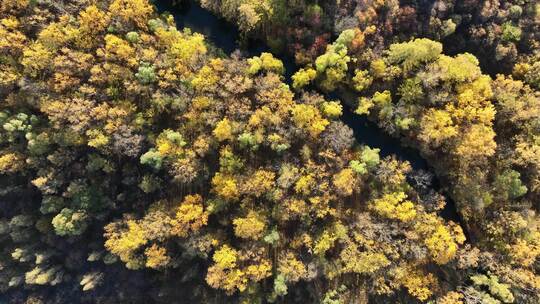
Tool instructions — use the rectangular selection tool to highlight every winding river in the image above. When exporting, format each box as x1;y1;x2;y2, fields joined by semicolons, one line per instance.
154;0;463;224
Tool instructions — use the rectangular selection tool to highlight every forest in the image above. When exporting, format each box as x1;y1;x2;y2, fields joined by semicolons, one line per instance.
0;0;539;303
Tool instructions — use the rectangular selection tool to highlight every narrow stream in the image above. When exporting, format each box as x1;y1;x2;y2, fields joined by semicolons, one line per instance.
154;0;463;225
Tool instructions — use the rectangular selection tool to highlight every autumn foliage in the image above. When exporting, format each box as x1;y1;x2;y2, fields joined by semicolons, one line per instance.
0;0;539;303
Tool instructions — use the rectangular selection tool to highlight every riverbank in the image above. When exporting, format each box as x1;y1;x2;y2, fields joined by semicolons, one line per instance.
154;0;465;226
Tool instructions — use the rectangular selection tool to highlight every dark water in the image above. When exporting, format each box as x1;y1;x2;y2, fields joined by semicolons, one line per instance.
154;0;463;224
153;1;297;81
153;1;428;167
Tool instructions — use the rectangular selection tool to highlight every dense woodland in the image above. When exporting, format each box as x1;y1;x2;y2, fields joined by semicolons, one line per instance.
0;0;539;303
